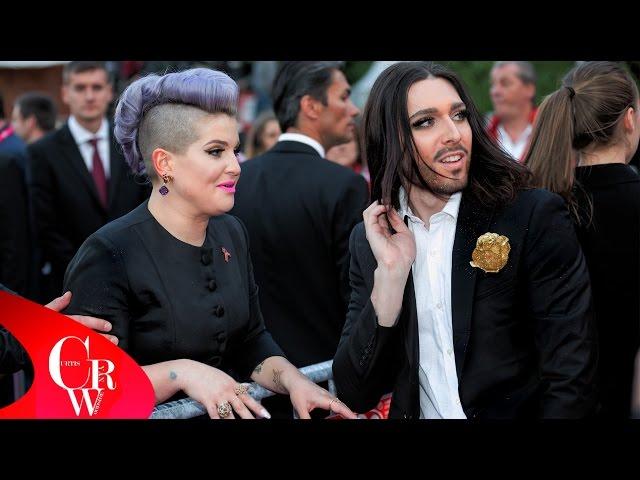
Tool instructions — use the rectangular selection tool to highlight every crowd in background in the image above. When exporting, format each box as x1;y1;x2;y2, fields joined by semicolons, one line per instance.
1;60;639;419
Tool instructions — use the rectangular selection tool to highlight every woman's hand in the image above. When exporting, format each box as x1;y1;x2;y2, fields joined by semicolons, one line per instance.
286;373;357;419
178;360;270;419
250;356;356;419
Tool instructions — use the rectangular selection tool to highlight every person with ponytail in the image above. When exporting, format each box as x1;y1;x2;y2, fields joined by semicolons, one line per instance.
61;68;355;420
526;61;640;418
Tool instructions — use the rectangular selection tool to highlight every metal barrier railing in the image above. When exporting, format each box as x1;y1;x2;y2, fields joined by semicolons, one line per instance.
150;359;336;419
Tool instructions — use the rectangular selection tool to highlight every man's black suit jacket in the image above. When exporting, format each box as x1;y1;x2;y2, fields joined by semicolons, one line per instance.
333;188;598;419
27;123;149;298
0;284;27;374
231;141;369;367
0;154;29;296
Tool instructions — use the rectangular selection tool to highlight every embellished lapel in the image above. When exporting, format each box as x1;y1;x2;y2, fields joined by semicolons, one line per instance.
450;192;495;379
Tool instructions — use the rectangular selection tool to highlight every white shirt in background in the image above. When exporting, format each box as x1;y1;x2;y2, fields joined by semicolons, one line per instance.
67;115;111;179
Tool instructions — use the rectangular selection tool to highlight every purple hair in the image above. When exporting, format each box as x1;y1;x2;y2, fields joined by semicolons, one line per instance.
114;68;239;176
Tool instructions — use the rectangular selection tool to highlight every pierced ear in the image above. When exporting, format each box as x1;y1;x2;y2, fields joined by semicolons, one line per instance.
300;94;321;121
150;148;173;179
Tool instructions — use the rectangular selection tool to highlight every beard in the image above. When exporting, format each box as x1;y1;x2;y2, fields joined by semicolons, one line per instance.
410;162;469;196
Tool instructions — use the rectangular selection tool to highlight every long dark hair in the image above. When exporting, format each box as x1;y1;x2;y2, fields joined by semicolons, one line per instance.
363;61;532;211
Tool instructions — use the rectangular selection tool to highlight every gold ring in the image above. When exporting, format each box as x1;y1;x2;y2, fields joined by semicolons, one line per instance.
234;384;249;396
217;401;232;418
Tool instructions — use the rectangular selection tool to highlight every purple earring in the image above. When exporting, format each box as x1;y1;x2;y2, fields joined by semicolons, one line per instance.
159;174;172;196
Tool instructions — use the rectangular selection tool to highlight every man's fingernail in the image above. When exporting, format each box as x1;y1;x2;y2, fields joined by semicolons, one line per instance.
104;321;112;331
261;409;271;419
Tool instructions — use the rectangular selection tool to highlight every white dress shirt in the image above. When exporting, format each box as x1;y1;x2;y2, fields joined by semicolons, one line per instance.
67;115;111;179
278;132;325;158
398;187;466;419
496;123;532;162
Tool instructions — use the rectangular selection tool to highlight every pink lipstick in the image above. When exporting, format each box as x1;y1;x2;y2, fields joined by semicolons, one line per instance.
217;181;236;193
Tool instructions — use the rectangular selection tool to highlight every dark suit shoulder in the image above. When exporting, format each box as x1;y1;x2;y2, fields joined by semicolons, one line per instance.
27;126;67;154
349;221;374;261
501;188;566;220
0;153;19;169
310;154;367;185
512;187;564;207
350;220;366;243
247;146;365;181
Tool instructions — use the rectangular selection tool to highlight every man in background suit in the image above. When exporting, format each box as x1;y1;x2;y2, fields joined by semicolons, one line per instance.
231;62;369;416
28;61;149;302
0;153;29;297
0;92;28;171
11;92;57;145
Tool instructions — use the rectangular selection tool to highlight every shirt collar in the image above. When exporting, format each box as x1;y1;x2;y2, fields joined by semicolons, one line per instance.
497;123;533;145
278;132;325;158
68;115;108;146
397;186;462;224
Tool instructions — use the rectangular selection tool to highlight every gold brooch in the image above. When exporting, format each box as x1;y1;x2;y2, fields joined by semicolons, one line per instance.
470;232;510;273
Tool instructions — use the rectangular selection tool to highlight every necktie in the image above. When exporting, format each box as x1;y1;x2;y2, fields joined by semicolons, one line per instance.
88;138;108;208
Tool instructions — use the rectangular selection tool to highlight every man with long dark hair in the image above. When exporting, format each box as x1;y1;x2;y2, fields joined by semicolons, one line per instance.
333;62;598;419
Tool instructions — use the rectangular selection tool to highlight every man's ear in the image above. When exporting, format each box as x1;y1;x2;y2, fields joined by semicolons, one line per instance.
26;115;37;132
300;94;322;121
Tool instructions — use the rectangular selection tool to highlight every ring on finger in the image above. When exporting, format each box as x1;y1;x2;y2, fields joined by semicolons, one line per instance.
234;384;249;396
217;401;232;418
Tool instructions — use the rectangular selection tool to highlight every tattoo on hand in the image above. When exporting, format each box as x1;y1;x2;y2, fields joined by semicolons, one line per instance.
169;371;177;380
254;361;264;374
272;369;287;394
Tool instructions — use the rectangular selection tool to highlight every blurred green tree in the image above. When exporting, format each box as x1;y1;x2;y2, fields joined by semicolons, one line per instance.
344;61;374;85
342;61;583;115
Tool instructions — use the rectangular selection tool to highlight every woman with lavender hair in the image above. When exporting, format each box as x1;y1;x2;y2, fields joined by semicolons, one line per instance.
61;68;355;419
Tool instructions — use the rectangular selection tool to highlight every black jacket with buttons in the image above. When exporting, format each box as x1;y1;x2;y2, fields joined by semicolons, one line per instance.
333;188;598;419
62;201;284;381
